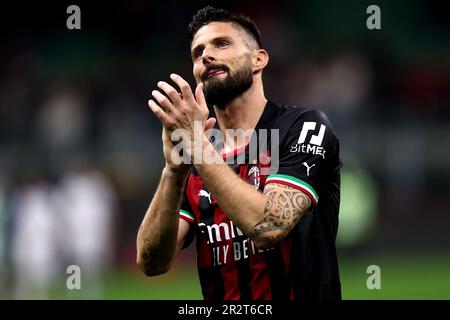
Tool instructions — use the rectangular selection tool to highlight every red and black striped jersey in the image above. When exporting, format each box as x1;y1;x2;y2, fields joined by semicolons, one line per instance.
179;101;342;300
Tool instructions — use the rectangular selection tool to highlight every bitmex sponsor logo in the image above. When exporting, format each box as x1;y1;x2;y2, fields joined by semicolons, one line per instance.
198;220;272;266
290;121;327;159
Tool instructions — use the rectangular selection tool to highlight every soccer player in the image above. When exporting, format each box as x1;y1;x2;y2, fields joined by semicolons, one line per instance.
137;6;342;300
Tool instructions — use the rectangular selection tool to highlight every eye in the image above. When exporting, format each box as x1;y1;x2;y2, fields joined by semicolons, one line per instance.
217;40;229;48
192;48;203;59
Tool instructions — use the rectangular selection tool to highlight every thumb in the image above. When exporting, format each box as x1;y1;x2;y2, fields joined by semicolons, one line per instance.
195;82;207;109
205;117;217;131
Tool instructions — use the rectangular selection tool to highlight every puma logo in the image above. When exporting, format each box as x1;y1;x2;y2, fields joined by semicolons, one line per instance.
302;162;316;176
199;190;212;204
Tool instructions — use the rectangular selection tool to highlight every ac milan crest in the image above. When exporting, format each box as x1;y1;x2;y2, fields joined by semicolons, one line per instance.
247;165;260;190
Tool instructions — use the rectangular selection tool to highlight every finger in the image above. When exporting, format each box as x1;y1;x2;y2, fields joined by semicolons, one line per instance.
170;73;195;103
148;99;175;128
195;82;207;110
205;117;217;131
151;90;178;115
157;81;183;106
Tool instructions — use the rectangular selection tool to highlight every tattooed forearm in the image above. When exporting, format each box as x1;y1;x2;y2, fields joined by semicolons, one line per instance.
249;183;311;247
251;222;292;235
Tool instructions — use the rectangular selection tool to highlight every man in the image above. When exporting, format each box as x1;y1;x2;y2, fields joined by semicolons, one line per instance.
137;6;342;300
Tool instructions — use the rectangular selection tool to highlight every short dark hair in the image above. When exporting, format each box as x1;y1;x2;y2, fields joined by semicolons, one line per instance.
188;6;262;48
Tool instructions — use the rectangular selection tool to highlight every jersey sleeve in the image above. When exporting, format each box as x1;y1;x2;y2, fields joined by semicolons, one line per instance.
266;109;339;206
179;189;195;224
179;181;196;249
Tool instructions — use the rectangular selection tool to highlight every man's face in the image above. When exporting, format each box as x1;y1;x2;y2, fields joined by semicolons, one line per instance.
191;22;255;106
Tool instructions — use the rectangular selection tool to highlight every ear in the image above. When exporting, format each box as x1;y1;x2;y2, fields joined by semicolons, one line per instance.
252;49;269;73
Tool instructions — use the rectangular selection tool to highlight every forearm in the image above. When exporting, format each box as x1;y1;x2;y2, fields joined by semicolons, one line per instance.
194;137;267;236
136;166;188;275
194;136;312;249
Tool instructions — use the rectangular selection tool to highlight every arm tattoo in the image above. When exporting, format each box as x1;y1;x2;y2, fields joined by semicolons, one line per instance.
249;183;311;243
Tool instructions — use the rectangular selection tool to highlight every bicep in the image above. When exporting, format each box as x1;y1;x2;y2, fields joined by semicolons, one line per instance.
264;182;311;214
249;183;312;247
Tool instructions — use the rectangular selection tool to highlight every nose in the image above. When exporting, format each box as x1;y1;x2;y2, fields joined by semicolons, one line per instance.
201;47;216;66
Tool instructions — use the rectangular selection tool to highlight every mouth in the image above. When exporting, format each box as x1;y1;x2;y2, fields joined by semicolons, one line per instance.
203;66;228;80
207;69;226;78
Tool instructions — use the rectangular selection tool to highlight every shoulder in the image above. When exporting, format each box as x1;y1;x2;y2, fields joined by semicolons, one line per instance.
270;102;336;133
282;105;331;123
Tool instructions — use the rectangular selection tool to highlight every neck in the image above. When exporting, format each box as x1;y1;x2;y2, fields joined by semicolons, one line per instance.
213;78;267;151
213;77;267;131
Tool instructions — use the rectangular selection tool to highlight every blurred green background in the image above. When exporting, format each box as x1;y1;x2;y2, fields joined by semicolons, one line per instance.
55;253;450;300
1;0;449;300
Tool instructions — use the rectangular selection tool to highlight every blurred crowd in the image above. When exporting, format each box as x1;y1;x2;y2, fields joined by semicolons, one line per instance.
0;161;116;298
1;0;449;298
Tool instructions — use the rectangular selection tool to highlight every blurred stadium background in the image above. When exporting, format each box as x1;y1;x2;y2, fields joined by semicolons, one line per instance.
0;0;449;299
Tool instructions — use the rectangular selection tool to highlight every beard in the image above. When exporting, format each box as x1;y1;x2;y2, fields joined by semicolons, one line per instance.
202;58;253;108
